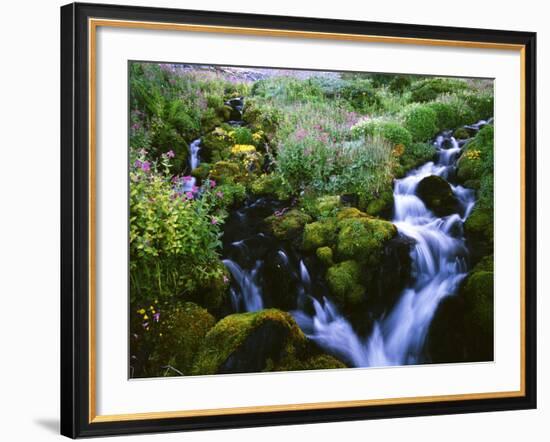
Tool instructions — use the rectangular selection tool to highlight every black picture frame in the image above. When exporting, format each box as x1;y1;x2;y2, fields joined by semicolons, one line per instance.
61;2;537;438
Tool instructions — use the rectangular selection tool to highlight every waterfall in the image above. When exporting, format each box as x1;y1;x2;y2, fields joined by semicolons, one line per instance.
293;128;477;368
182;138;201;192
222;259;264;312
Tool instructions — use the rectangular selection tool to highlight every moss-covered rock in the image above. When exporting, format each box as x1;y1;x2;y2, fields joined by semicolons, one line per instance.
191;309;346;374
336;207;370;220
190;162;211;181
456;125;493;186
151;302;215;375
453;127;470;140
464;205;493;260
302;220;338;251
209;161;241;184
249;173;290;200
326;260;366;307
264;209;312;240
364;190;394;217
462;257;494;360
427;255;494;363
394;142;435;177
316;246;334;267
304;195;342;218
416;175;460;217
336;216;397;265
274;353;346;372
201;127;234;163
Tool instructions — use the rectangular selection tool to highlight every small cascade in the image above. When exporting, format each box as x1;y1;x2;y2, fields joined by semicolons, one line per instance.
182;138;202;192
219;120;486;369
290;123;481;368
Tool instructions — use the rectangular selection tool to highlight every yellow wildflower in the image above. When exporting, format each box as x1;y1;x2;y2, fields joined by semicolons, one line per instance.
137;308;146;315
231;144;256;155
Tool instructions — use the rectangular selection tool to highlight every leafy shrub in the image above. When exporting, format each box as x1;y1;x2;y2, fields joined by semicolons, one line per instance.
388;75;412;93
403;104;438;141
229;126;254;145
129;150;226;304
352;118;413;146
410;77;468;102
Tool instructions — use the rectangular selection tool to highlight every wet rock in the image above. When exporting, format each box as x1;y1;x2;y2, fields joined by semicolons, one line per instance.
416;175;460;217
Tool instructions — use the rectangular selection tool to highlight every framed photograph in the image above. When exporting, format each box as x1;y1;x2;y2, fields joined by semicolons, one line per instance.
60;2;537;438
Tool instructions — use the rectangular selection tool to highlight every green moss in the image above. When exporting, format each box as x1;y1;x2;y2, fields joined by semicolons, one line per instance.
462;256;494;359
302;195;341;218
209;161;241;184
316;246;334;267
403;104;438;142
453;127;470;140
336;217;397;265
264;209;312;240
457;125;494;185
336;207;370;220
465;205;493;244
364;190;394;217
201;128;233;163
326;260;365;307
190;163;211;180
191;309;306;375
276;353;347;372
302;220;338;251
249;173;290;200
150;302;215;375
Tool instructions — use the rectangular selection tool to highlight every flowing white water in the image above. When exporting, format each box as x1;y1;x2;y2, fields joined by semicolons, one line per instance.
223;258;264;312
182;138;202;192
294;130;476;367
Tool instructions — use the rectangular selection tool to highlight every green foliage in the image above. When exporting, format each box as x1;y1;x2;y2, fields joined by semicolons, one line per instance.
403;104;439;141
130;301;215;377
351;118;413;147
230;126;254;145
409;77;468;102
388;75;412;93
457;125;494;186
129;151;226;304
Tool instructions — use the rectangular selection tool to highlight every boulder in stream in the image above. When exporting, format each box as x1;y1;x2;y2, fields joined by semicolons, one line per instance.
191;309;346;374
416;174;460;217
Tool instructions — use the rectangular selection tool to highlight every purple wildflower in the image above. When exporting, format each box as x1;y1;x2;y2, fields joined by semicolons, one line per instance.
166;150;175;158
153;312;160;322
141;161;151;172
211;217;218;225
209;179;216;188
216;191;224;198
185;192;194;200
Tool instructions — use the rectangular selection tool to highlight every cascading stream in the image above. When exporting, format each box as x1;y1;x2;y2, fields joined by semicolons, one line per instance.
221;122;485;368
295;129;477;367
